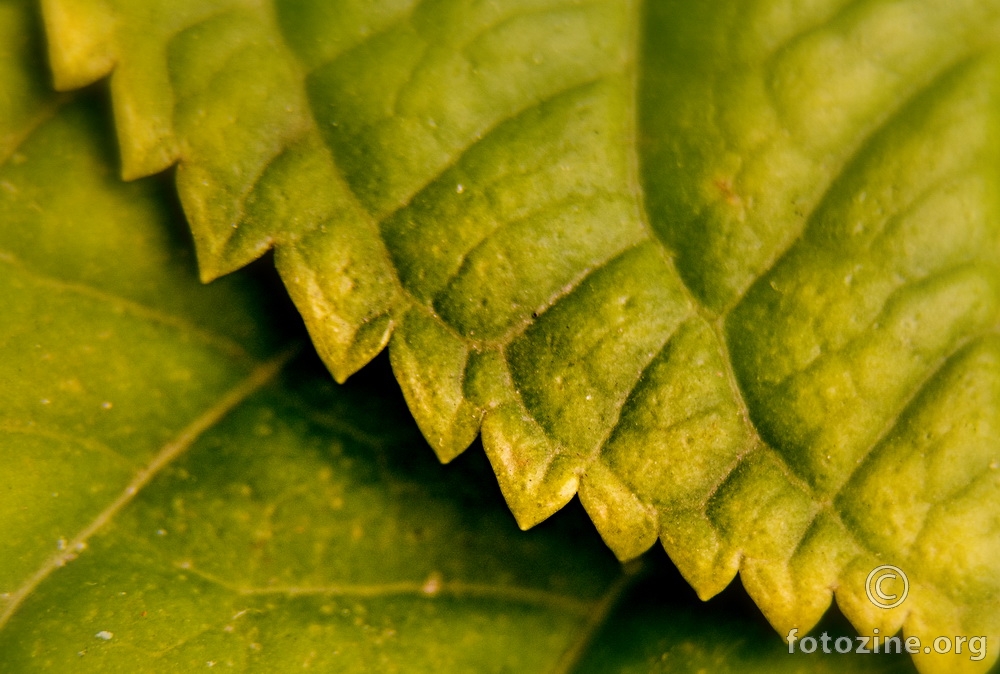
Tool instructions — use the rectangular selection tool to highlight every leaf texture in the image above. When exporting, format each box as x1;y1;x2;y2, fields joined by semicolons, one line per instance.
0;4;931;670
39;1;1000;671
1;5;629;668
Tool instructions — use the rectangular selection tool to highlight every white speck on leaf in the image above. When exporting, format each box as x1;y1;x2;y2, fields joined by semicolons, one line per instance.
422;572;443;596
95;631;113;641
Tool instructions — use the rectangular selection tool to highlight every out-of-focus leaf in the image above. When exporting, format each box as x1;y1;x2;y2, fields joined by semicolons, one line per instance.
575;551;920;674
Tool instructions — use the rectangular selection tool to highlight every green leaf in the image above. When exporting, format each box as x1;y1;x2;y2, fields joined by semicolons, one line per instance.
38;0;1000;671
1;6;632;669
0;5;931;670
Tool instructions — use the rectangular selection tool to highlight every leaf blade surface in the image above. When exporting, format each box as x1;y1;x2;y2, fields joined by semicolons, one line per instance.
38;1;1000;671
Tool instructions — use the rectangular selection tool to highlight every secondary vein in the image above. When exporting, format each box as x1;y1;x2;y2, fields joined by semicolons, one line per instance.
0;250;253;362
0;345;297;631
175;560;594;616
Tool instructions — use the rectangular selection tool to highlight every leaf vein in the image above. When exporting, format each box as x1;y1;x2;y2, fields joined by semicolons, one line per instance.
0;250;254;362
0;346;296;631
174;560;595;616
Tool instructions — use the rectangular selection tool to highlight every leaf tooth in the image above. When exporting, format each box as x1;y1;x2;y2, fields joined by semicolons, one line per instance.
41;0;117;90
389;306;483;462
480;403;579;530
577;461;657;561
